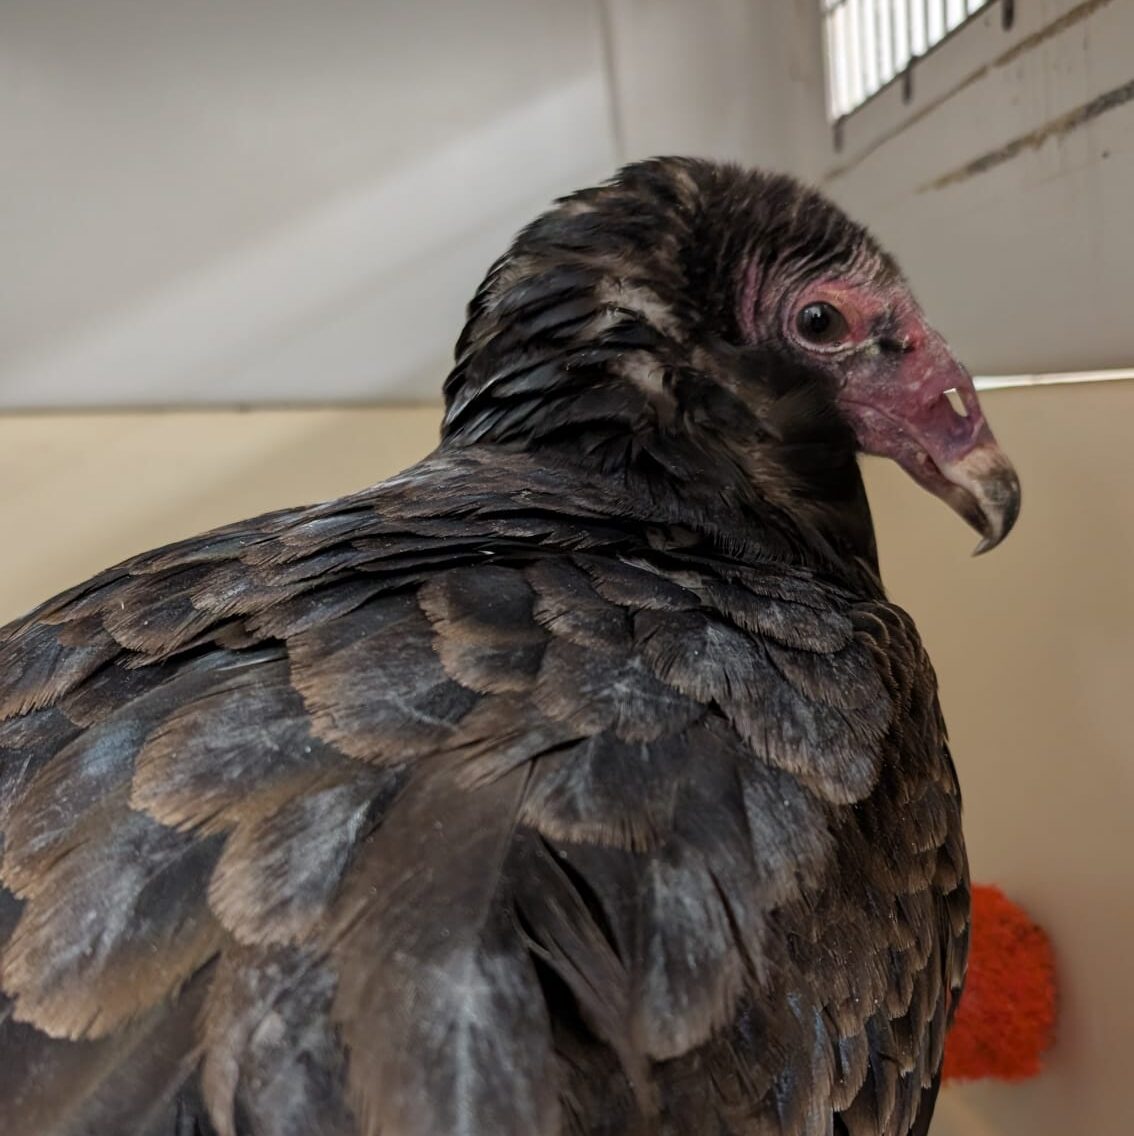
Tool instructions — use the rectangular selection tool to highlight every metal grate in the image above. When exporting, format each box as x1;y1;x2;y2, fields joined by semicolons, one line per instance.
822;0;992;119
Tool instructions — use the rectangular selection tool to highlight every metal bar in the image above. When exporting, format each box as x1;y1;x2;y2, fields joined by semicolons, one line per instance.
823;0;993;118
889;0;901;74
876;0;890;86
845;0;862;111
864;0;878;94
858;0;874;99
824;5;842;117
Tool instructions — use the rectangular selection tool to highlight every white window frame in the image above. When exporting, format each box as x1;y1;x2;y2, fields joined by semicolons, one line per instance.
822;0;995;120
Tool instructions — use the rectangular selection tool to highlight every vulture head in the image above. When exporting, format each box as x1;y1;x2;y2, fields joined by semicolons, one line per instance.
444;158;1020;558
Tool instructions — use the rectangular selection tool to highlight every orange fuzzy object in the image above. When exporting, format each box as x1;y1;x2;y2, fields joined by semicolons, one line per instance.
941;883;1057;1083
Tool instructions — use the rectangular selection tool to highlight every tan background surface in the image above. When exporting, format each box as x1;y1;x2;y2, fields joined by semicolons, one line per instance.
1;381;1130;1135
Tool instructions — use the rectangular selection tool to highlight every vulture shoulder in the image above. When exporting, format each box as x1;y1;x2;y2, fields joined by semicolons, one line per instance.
0;450;966;1136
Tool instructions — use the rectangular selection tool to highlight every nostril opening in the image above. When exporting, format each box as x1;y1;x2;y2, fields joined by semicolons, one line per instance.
879;336;914;354
944;388;969;417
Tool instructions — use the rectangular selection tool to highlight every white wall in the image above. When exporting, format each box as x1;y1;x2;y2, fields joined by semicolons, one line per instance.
602;0;826;175
0;0;619;407
606;0;1134;375
0;1;826;410
807;0;1134;375
3;0;1133;400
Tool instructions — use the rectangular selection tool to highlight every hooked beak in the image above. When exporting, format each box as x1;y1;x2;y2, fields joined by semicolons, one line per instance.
841;328;1021;553
922;433;1022;554
913;437;1021;554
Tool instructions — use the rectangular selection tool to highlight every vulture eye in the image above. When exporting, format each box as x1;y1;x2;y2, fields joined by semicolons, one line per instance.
795;301;849;347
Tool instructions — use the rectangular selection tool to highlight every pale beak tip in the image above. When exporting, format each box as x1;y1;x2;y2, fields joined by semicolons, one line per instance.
968;458;1021;555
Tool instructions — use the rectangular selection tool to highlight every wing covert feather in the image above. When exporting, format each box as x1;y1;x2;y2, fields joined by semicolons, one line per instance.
0;450;966;1135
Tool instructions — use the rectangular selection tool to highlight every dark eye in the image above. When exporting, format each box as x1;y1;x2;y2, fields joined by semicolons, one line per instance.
795;301;849;346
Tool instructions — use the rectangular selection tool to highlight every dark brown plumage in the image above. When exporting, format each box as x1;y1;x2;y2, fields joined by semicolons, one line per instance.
0;158;1018;1135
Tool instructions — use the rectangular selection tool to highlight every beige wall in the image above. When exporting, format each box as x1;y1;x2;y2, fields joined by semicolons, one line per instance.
1;380;1131;1134
864;379;1134;1136
0;405;442;624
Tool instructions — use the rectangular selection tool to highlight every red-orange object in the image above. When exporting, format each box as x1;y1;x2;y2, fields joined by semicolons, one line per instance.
942;883;1057;1082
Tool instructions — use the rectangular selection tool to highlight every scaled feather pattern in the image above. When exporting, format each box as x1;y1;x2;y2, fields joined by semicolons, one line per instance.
0;159;1018;1136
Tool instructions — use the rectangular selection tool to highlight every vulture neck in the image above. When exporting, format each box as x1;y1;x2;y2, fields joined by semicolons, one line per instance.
441;166;882;592
441;296;882;594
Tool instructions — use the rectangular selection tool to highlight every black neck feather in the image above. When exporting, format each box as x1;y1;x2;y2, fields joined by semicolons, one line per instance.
440;159;881;591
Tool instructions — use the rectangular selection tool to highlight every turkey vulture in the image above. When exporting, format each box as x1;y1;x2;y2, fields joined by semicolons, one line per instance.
0;158;1019;1136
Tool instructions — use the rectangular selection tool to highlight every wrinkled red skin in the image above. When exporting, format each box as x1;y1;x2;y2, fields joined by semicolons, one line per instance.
740;264;1020;552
